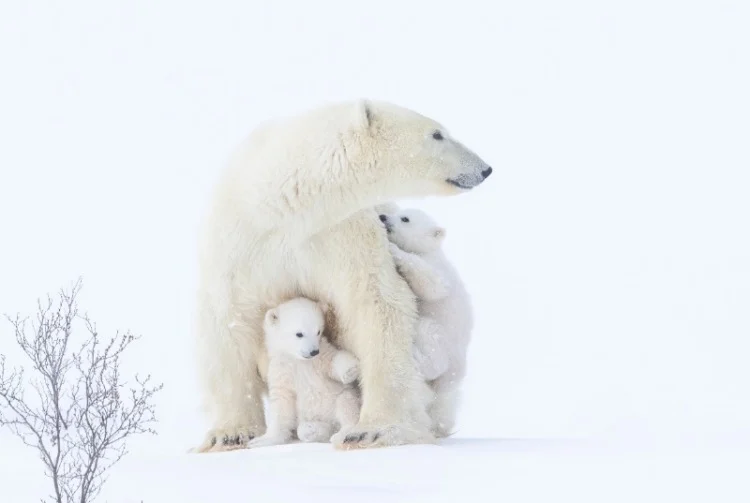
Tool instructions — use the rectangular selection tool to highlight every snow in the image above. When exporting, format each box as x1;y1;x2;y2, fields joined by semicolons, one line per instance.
1;0;749;501
92;438;750;502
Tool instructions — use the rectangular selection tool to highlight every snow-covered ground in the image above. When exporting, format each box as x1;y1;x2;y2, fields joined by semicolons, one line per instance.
1;1;749;502
4;435;750;502
54;438;750;502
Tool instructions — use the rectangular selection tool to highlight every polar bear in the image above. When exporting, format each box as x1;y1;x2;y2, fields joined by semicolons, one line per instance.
247;297;361;448
194;99;492;452
380;207;474;438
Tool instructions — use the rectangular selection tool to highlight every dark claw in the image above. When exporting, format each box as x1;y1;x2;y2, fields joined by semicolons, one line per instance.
358;432;366;442
344;433;361;443
209;437;217;448
221;435;231;445
372;432;381;442
234;435;242;444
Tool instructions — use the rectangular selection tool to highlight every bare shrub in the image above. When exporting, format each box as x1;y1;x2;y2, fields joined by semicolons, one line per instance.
0;278;163;503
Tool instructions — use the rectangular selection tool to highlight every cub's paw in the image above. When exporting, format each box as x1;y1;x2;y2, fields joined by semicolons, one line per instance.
388;242;404;257
297;421;333;443
340;364;359;385
331;423;435;450
333;352;360;385
426;276;451;300
191;425;261;453
247;432;289;449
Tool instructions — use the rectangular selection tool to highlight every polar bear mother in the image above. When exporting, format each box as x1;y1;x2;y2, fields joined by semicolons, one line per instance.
194;99;492;452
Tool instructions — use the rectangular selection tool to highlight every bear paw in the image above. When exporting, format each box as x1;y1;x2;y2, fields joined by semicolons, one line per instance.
192;425;260;453
297;421;334;443
331;423;435;450
340;364;359;385
388;242;405;258
332;351;360;385
246;432;290;449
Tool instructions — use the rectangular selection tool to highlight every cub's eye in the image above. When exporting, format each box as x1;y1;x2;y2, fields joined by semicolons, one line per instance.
296;332;303;338
317;330;321;336
432;131;444;140
401;217;410;223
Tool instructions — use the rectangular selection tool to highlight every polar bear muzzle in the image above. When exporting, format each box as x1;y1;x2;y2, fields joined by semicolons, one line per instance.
446;165;493;190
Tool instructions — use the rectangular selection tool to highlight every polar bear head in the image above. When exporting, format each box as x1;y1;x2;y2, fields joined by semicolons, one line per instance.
263;297;328;360
347;100;493;197
379;208;446;255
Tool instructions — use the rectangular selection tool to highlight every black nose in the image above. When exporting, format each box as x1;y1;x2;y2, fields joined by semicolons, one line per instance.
481;166;493;178
379;214;388;222
310;349;319;357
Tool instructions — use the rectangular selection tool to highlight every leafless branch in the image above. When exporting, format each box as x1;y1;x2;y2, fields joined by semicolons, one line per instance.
0;278;163;503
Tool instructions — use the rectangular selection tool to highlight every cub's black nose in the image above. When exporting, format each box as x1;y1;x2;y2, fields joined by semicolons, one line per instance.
481;166;493;178
379;214;388;222
310;349;319;357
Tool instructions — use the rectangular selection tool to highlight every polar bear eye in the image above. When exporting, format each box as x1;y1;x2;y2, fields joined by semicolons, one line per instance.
401;217;410;223
317;330;321;336
432;131;444;141
295;332;303;338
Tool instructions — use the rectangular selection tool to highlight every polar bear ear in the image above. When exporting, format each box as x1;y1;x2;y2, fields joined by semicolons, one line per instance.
264;308;279;326
317;301;329;314
433;227;446;241
374;202;400;215
355;99;374;130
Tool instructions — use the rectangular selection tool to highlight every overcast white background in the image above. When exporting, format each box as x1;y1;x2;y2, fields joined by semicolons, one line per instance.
1;1;748;501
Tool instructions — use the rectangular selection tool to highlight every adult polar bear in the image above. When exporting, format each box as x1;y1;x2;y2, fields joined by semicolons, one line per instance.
194;99;492;452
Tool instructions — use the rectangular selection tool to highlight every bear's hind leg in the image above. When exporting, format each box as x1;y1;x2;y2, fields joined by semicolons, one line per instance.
330;387;361;443
428;373;463;438
412;317;452;382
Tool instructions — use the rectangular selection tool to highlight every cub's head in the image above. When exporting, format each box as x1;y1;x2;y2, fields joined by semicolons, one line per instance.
350;100;493;197
263;297;328;360
379;208;446;255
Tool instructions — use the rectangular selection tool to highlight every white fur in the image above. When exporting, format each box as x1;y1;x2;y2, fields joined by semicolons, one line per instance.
247;298;361;448
380;207;474;438
193;99;492;452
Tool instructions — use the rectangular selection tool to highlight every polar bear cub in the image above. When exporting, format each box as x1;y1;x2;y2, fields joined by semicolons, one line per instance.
379;207;474;437
247;297;361;448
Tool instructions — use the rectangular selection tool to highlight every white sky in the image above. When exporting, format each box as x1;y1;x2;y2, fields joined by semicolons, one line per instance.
1;0;749;500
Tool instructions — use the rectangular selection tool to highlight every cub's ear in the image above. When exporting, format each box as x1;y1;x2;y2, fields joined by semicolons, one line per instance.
264;308;279;326
374;202;400;215
434;227;446;241
355;99;374;130
317;301;330;315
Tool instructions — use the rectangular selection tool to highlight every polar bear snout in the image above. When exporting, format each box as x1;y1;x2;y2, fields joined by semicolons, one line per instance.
300;345;320;359
446;163;493;190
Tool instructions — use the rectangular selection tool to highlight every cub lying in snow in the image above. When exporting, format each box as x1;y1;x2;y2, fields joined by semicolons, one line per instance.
247;297;361;448
379;207;474;438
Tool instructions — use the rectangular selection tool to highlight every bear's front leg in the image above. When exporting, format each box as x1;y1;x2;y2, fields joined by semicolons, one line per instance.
192;284;267;453
324;218;435;449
